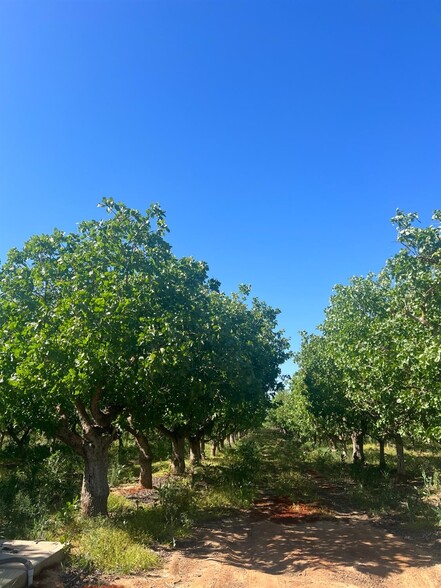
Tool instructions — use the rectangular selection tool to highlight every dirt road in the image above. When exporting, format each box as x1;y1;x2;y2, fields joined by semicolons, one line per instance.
34;472;441;588
60;507;441;588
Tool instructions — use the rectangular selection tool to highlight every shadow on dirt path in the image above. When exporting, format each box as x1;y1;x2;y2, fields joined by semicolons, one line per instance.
50;455;441;587
163;510;440;584
65;475;441;588
38;509;441;588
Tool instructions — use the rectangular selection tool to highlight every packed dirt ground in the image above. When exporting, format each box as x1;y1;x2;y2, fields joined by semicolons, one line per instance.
36;490;441;588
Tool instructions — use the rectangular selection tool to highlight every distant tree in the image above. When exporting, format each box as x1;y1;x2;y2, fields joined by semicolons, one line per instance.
298;210;441;472
267;373;314;442
295;331;364;460
146;285;290;473
321;274;416;469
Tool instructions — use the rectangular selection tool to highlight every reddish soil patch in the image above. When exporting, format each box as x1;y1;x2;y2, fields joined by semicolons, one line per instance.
83;585;120;588
111;476;169;505
253;495;327;523
83;585;121;588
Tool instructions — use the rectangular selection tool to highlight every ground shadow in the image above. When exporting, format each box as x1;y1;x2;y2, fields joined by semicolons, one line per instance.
179;512;440;580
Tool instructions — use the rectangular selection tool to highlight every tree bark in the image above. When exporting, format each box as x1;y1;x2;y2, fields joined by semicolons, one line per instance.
351;431;365;463
134;434;153;489
379;438;386;469
211;441;218;457
158;426;186;474
395;434;405;474
170;435;186;474
55;396;120;517
189;435;202;466
81;433;113;517
126;419;154;489
138;448;153;489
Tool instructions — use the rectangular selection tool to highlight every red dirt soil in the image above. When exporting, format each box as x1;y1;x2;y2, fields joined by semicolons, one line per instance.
37;504;441;588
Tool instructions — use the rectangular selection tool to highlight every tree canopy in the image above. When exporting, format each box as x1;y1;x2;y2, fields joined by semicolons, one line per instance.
293;210;441;470
0;199;289;515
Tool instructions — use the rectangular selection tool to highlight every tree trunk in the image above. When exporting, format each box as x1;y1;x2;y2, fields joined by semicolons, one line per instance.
125;419;154;489
158;426;187;475
189;435;202;466
219;438;225;450
395;434;405;474
170;435;186;475
351;432;365;463
200;438;206;459
138;449;153;489
134;433;153;489
211;441;218;457
379;438;386;469
55;393;121;518
341;445;348;462
81;434;113;517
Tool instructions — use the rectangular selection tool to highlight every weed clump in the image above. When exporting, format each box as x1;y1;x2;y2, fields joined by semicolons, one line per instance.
75;524;160;574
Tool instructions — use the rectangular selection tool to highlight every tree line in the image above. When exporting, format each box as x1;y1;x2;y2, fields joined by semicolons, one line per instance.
271;210;441;472
0;199;290;516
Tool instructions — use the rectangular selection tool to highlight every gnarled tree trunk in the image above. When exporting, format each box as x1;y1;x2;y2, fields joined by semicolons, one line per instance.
170;435;186;474
159;426;186;474
137;442;153;489
55;393;120;517
351;431;365;463
81;433;113;517
126;419;154;489
189;435;202;466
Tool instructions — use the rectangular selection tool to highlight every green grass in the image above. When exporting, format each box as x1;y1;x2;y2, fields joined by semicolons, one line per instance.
75;524;160;574
291;439;441;530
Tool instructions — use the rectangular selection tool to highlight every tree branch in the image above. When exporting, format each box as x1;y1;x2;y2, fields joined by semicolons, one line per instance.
55;416;85;457
74;398;93;435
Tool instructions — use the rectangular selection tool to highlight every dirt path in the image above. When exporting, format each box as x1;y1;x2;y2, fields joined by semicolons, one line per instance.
35;473;441;588
54;507;441;588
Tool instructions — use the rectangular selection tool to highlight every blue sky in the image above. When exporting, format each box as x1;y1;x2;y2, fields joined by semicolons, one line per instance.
0;0;440;375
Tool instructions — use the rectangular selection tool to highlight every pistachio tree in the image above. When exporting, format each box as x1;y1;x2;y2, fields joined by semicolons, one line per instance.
0;199;174;515
385;210;441;440
296;331;363;458
267;373;314;442
146;286;290;473
321;274;417;469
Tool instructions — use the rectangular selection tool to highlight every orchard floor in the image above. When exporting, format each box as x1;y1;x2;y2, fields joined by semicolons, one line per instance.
36;506;441;588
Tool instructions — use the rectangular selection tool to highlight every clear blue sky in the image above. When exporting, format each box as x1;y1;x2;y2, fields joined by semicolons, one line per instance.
0;1;440;375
